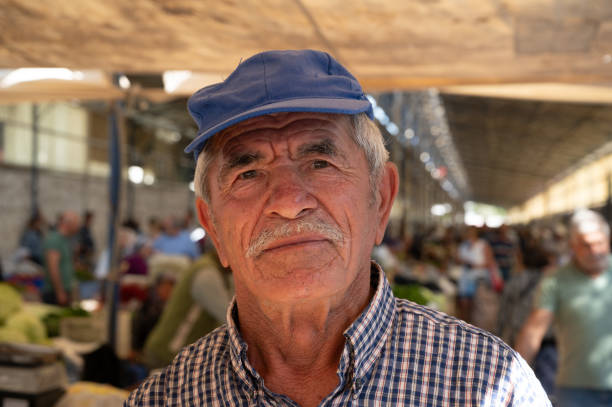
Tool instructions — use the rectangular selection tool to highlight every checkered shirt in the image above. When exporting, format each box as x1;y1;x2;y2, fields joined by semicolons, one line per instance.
126;263;551;406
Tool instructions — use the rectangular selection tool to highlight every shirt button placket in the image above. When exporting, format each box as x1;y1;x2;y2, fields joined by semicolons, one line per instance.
352;378;362;399
244;385;257;406
248;391;258;407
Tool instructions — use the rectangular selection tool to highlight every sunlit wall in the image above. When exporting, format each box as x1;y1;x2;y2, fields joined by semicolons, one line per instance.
508;153;612;223
0;102;90;173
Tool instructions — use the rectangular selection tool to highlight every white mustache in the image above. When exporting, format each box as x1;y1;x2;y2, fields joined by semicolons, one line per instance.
246;219;344;258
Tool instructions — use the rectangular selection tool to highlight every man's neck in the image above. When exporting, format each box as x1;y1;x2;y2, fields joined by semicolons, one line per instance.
57;225;69;237
235;272;375;406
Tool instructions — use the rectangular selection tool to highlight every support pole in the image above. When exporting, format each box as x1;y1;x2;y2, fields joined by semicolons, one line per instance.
30;104;39;217
105;101;124;351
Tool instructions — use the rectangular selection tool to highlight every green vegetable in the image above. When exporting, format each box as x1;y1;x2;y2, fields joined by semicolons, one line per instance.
61;306;90;317
392;284;432;306
41;306;90;337
0;326;29;343
0;283;23;324
42;313;62;338
5;311;48;344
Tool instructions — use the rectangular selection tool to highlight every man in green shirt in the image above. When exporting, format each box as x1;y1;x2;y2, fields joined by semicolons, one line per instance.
516;209;612;406
42;211;81;305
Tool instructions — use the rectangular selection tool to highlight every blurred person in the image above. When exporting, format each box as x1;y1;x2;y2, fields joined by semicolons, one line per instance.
126;49;548;406
122;240;152;276
440;226;459;272
546;223;570;267
94;222;138;279
489;224;518;281
75;210;96;272
457;226;500;324
516;209;612;406
42;211;80;305
142;250;232;369
131;269;177;359
18;210;46;265
497;239;557;397
123;218;142;235
147;216;162;242
152;215;200;259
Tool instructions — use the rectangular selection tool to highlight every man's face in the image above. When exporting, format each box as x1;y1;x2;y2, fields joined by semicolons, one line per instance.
161;216;179;236
466;227;478;241
571;229;610;276
63;213;81;236
197;112;396;304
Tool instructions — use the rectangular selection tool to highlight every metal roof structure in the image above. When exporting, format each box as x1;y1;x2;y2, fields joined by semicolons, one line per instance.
442;94;612;206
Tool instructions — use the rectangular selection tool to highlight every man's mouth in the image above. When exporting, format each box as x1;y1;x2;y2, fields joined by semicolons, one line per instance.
262;235;328;253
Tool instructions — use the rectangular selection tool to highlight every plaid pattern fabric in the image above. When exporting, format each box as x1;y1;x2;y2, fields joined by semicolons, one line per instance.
126;263;551;406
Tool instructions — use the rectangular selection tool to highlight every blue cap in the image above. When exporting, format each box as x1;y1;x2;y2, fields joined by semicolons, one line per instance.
185;49;373;158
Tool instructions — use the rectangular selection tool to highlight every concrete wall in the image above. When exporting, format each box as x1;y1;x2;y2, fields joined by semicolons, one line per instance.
0;164;195;260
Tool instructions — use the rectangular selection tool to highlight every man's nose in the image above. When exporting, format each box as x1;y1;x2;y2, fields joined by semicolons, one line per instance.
264;167;317;219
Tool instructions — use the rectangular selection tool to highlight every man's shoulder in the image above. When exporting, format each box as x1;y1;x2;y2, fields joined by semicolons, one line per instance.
125;325;231;406
164;325;232;380
175;324;231;371
43;231;64;248
541;261;579;282
394;298;515;359
389;299;551;404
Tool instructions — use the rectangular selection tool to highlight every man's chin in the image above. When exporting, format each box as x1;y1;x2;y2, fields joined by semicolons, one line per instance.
581;259;609;275
251;259;344;297
253;273;339;303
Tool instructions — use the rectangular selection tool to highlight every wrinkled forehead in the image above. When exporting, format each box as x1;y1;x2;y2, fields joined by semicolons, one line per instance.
207;112;353;157
575;229;609;243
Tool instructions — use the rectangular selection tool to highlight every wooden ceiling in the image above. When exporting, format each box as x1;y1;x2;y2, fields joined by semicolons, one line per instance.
2;0;612;208
3;0;612;88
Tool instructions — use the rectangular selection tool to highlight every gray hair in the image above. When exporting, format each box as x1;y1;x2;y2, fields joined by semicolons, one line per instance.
193;113;388;203
569;209;610;241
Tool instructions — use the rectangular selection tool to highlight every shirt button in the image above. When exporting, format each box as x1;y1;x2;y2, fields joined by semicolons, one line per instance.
353;378;362;399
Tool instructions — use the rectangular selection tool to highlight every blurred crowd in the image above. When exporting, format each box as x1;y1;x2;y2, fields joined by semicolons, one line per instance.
2;207;232;386
373;218;582;400
2;208;610;403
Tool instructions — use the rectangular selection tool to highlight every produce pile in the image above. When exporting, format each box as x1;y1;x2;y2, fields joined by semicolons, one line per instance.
392;283;448;311
0;283;89;344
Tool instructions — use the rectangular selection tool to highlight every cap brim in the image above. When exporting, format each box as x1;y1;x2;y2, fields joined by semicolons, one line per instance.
185;97;372;156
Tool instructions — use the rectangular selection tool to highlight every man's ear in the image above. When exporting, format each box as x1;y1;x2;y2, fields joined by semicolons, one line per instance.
196;197;230;267
374;162;399;245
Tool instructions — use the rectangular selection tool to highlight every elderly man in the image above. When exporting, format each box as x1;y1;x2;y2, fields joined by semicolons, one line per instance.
126;50;549;406
516;209;612;406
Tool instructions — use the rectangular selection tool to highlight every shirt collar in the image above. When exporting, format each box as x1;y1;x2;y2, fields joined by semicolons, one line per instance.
225;261;396;388
341;262;396;382
225;300;259;388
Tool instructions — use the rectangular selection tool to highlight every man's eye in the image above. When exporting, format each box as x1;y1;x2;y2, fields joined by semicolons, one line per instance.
238;169;258;180
312;160;330;169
